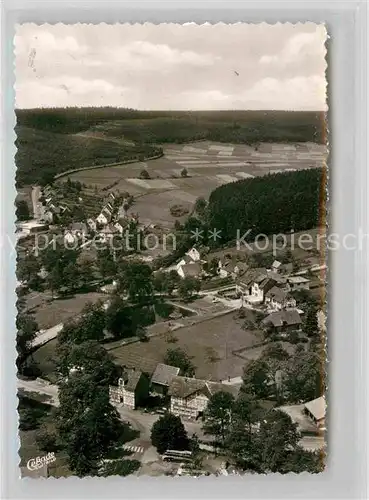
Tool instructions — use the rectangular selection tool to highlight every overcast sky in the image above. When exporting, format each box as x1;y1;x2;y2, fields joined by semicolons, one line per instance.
15;23;327;111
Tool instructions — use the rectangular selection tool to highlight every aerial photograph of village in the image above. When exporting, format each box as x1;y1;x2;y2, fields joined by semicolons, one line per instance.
15;23;327;478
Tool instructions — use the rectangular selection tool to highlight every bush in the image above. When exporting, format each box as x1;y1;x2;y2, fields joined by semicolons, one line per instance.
151;413;189;454
35;427;61;452
139;169;150;179
100;459;140;477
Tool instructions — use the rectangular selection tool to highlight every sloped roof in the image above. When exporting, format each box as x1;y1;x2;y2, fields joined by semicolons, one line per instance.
265;286;288;303
125;370;144;391
258;277;277;292
272;260;282;269
151;363;180;387
206;382;241;399
288;276;310;284
262;309;302;327
181;262;202;277
239;268;268;287
168;376;206;399
304;396;326;421
71;222;87;232
169;376;240;400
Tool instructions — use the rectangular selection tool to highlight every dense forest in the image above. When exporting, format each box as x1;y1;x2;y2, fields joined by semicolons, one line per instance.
16;108;325;143
15;126;162;187
15;108;326;187
207;168;325;244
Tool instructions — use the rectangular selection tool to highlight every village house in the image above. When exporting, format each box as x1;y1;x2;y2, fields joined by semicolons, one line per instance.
238;269;276;305
286;276;310;292
264;286;297;311
261;308;302;332
97;224;118;243
86;218;97;231
304;395;326;429
271;260;282;274
71;222;88;238
64;230;77;245
96;208;112;226
40;208;54;224
114;221;125;235
60;204;71;215
168;376;240;420
104;202;114;213
218;257;249;279
177;262;203;279
176;247;202;278
150;363;180;396
109;369;149;410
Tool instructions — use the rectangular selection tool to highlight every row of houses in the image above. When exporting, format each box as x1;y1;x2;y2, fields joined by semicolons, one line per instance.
109;362;239;419
109;363;326;432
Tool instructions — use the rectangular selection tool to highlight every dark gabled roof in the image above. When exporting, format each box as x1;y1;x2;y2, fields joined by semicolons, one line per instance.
71;222;87;232
168;376;207;399
168;376;240;400
206;382;241;399
258;277;277;292
262;309;302;327
265;286;288;303
239;267;268;287
125;370;144;391
151;363;180;387
181;262;202;277
281;263;293;274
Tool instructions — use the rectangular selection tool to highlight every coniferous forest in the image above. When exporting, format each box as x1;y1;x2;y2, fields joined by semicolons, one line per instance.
207;167;325;244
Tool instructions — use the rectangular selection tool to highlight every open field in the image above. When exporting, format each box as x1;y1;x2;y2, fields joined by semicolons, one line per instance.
67;141;327;229
109;311;264;381
25;291;106;330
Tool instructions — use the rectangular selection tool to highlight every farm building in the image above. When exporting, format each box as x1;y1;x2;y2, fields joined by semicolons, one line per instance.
150;363;180;396
286;276;310;291
109;368;149;410
262;309;302;332
238;270;276;305
218;258;249;279
177;262;202;279
304;396;326;429
264;286;297;312
168;376;240;419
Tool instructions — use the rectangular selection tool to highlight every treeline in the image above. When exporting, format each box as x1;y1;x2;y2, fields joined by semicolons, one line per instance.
16;108;325;143
207;168;325;244
15;126;162;187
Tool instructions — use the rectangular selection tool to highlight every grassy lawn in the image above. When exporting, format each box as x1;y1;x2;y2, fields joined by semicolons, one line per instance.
26;291;107;329
31;339;59;383
109;311;264;381
18;394;72;478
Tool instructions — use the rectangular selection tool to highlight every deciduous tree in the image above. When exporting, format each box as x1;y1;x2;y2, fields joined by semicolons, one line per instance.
202;391;235;445
164;347;195;377
150;413;189;454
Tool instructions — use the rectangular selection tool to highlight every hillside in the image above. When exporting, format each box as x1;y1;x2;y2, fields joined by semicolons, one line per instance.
16;108;326;144
207;167;325;245
15;126;162;187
